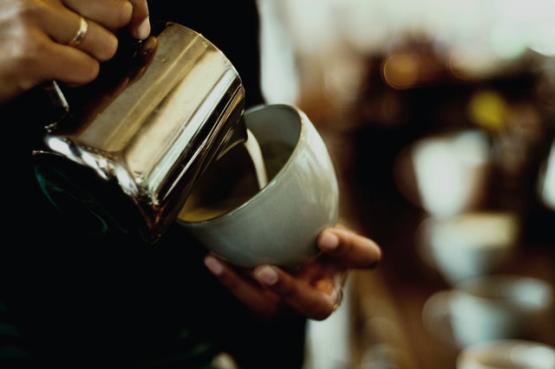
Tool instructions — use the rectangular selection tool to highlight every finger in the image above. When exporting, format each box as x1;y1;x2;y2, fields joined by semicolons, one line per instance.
253;266;337;320
318;228;382;268
204;256;279;317
61;0;133;30
295;258;342;281
128;0;150;40
38;4;118;61
37;36;100;85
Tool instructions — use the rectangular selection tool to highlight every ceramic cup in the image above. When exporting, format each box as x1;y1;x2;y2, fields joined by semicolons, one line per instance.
423;275;554;347
457;340;555;369
178;104;339;268
411;130;490;217
417;212;519;284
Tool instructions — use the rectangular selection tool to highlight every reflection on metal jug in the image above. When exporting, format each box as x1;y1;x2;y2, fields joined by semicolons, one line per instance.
32;23;247;242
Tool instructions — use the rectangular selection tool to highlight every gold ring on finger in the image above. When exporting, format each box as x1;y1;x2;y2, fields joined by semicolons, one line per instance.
68;16;88;47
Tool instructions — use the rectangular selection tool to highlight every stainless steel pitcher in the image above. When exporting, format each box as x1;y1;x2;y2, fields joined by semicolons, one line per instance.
33;23;247;242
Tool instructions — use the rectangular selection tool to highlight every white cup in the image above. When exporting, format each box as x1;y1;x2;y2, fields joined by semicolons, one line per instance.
178;104;339;268
457;340;555;369
412;130;490;217
423;275;554;347
418;212;519;284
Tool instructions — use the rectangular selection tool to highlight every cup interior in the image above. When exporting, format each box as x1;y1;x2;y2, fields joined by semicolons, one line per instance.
245;105;301;147
243;105;301;179
179;105;302;222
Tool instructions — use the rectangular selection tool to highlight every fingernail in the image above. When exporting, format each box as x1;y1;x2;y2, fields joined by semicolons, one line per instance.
255;266;278;286
136;18;151;40
319;231;339;251
204;256;223;276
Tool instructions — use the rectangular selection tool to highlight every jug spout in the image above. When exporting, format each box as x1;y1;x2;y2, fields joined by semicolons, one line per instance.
34;23;247;242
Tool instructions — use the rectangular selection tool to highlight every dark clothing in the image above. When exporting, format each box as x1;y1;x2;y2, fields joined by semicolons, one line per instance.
1;2;305;368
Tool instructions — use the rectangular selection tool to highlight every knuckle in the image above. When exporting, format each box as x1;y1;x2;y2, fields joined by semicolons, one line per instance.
12;42;48;89
14;29;43;63
97;34;118;61
14;0;43;23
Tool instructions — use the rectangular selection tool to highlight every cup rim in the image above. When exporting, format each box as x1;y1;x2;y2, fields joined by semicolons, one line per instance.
178;104;308;226
417;211;520;249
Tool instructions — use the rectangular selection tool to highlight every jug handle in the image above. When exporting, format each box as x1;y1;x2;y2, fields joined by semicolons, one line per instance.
39;32;147;132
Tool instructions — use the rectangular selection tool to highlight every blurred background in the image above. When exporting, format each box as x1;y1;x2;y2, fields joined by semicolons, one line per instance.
256;1;555;368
